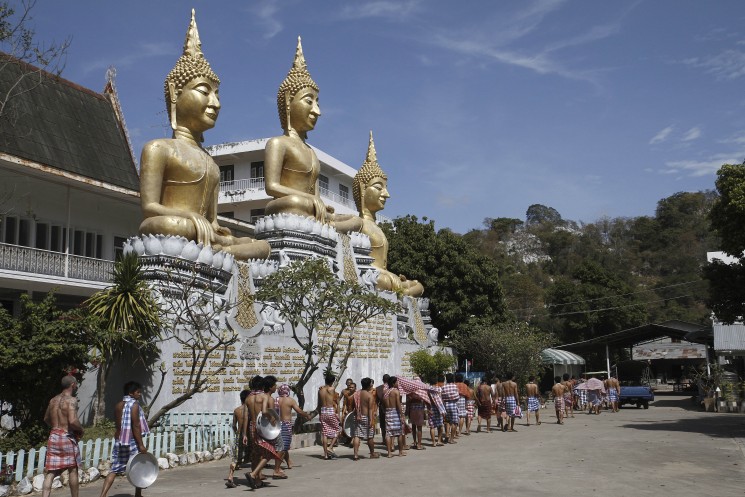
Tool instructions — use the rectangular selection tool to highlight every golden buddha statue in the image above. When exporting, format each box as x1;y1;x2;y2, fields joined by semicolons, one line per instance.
138;10;270;261
264;37;334;224
344;132;424;297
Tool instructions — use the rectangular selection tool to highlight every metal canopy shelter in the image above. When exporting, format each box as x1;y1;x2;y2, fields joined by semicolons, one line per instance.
541;348;586;365
555;320;712;377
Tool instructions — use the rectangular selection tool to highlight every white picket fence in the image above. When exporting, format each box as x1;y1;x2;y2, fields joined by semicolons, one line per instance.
0;412;235;484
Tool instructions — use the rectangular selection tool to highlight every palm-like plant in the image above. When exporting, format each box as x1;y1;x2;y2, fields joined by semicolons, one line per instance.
85;252;162;425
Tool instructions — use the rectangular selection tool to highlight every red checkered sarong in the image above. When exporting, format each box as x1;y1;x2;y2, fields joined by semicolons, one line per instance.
320;407;340;438
466;400;475;420
251;422;280;461
385;407;403;437
45;429;80;471
554;396;565;411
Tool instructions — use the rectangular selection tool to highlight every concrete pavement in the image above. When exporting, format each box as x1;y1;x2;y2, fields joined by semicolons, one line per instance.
67;394;745;497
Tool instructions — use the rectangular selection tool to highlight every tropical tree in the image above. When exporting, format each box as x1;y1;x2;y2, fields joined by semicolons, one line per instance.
705;163;745;322
85;253;161;425
408;349;455;383
255;257;400;411
382;215;507;336
451;319;555;386
0;292;99;449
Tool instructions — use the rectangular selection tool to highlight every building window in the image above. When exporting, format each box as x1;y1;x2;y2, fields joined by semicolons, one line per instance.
339;184;349;202
250;208;265;224
219;165;234;183
18;219;31;247
73;230;84;256
250;161;264;179
319;174;329;193
3;216;17;244
35;222;49;250
113;236;127;260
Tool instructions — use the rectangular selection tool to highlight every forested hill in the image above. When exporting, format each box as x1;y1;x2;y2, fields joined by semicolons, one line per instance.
385;191;719;344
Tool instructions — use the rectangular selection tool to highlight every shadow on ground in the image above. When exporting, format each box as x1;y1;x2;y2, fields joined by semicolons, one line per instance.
621;415;745;438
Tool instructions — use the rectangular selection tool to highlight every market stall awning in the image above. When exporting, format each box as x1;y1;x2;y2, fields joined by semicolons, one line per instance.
541;348;585;365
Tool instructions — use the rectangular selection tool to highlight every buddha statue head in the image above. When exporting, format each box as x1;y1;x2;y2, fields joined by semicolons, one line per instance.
277;36;320;136
353;131;389;217
164;9;221;137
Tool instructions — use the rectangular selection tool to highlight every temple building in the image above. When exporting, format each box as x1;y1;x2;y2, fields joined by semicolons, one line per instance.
0;57;140;313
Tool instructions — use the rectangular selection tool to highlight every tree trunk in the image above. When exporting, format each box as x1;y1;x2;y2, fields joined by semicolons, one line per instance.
92;362;110;426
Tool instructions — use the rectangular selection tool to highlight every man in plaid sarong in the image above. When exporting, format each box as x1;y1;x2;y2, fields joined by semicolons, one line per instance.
383;376;406;457
99;381;150;497
276;384;309;470
317;374;341;460
428;384;445;446
552;377;566;424
441;374;460;443
525;376;542;426
501;372;520;432
352;377;380;460
476;376;493;433
245;376;287;489
226;389;250;488
42;376;83;497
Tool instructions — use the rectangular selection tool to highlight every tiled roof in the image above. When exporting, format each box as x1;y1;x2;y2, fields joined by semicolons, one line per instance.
0;54;139;191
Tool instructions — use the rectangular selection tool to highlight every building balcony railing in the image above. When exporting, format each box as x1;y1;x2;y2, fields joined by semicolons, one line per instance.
0;242;114;283
219;178;356;209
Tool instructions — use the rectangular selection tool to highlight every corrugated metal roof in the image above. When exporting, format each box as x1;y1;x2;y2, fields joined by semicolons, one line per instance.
713;323;745;352
0;54;139;191
541;348;586;365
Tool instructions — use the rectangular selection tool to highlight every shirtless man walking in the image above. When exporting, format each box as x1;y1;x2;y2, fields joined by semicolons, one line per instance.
245;376;286;489
525;376;542;426
502;372;520;432
375;374;390;446
383;376;406;457
276;384;309;469
552;376;566;424
562;373;575;418
606;375;621;412
352;377;380;460
476;376;493;433
42;376;83;497
226;390;249;488
318;374;341;460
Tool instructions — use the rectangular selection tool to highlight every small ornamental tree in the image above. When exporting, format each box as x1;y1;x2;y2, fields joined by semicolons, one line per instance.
409;349;455;384
452;318;555;386
255;257;400;412
85;253;162;426
145;269;241;428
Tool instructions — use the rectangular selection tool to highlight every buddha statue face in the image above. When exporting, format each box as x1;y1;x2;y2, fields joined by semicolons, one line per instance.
288;86;321;134
363;175;389;215
173;76;220;133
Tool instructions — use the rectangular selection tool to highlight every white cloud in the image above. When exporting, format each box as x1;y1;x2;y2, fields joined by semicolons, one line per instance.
251;0;283;39
664;151;745;177
683;49;745;80
337;0;421;21
83;42;174;74
681;127;701;142
649;125;674;145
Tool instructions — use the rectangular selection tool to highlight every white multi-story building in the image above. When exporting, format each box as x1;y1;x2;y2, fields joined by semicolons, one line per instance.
207;138;361;225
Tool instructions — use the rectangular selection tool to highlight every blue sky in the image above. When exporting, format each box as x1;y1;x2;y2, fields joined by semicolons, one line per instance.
20;0;745;233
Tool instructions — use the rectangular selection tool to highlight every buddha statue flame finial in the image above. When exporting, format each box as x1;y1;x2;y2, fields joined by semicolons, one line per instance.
164;9;220;129
353;131;388;213
277;36;319;131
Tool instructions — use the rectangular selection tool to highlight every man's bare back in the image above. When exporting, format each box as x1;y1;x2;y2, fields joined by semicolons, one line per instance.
359;390;374;417
552;383;566;399
44;394;82;437
319;385;337;410
502;380;518;399
278;396;304;422
526;382;539;397
383;388;399;409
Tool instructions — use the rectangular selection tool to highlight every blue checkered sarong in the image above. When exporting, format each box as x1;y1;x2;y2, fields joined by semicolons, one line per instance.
505;395;518;418
457;396;467;418
444;400;459;424
608;389;618;402
527;396;540;412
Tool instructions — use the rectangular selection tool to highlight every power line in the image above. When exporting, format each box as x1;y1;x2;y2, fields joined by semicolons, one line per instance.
507;279;705;314
512;293;698;318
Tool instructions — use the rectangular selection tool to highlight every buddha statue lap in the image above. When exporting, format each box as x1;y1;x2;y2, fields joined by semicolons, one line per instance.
341;132;424;297
138;10;270;261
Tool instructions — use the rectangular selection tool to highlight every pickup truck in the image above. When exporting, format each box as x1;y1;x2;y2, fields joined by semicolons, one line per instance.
619;385;654;409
